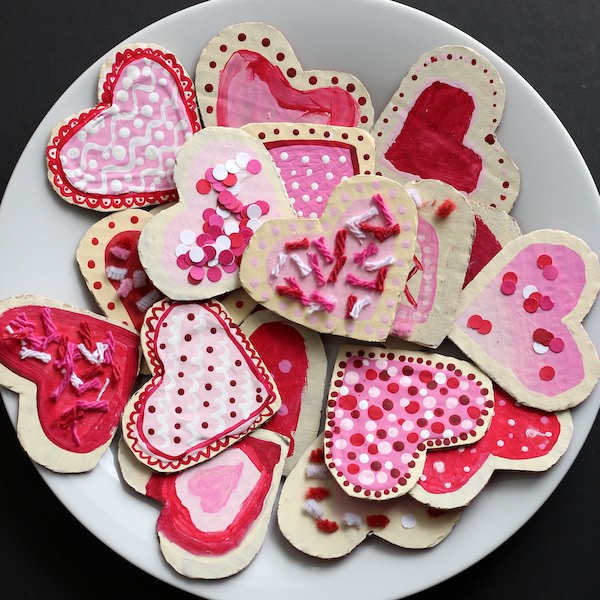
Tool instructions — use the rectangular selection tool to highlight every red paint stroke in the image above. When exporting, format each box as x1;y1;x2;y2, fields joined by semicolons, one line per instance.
384;81;482;193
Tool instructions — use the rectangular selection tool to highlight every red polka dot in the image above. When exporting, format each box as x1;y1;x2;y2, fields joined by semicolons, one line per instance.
368;406;384;420
536;254;552;269
338;395;357;410
540;366;555;381
87;260;95;269
347;463;360;475
523;297;539;313
365;368;378;380
93;281;102;290
419;370;433;383
405;401;420;414
467;314;483;329
350;433;365;446
387;382;399;394
196;178;211;194
91;237;99;246
478;320;492;335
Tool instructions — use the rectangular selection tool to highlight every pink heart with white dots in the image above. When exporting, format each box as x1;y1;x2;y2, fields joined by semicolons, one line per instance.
47;45;201;211
323;346;494;500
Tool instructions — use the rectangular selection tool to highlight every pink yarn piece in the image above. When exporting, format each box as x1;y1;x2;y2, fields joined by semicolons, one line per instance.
372;193;395;226
311;236;335;263
307;252;327;286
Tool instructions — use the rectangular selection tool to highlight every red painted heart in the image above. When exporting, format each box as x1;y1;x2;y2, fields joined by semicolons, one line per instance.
373;45;520;210
0;297;140;471
47;45;201;211
412;385;572;508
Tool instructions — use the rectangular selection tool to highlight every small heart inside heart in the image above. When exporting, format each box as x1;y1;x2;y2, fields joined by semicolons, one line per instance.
384;82;482;193
187;461;244;513
217;50;360;128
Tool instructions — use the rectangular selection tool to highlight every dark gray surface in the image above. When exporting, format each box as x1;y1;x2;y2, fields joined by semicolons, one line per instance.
0;1;598;598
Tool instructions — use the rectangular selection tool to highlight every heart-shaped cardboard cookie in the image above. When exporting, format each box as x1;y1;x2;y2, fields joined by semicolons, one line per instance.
121;298;281;472
77;208;164;331
277;434;461;559
117;309;326;578
118;428;287;579
390;179;475;347
372;45;520;210
450;230;600;411
0;295;140;473
243;123;375;218
47;44;201;211
138;126;296;300
323;345;494;500
411;384;572;509
195;22;374;130
240;175;418;342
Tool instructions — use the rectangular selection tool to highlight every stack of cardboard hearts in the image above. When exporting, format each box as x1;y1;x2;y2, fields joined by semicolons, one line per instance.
0;21;597;579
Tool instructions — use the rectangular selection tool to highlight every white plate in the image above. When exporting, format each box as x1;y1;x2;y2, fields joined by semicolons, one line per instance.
1;0;599;599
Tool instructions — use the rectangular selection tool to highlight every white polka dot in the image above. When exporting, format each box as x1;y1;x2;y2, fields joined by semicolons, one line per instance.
358;399;369;410
119;127;131;139
149;92;159;103
279;151;289;161
523;284;538;298
339;155;347;163
387;427;399;438
433;461;445;474
142;66;152;77
145;146;159;160
301;155;310;164
291;182;300;190
122;77;133;90
378;441;392;455
461;419;474;430
67;147;80;159
334;438;347;450
340;418;354;431
423;396;436;410
111;145;127;161
365;420;377;432
368;386;381;398
189;247;205;263
133;118;144;129
434;372;447;384
344;371;360;385
88;159;97;169
358;470;375;486
175;244;189;257
302;195;310;202
110;180;123;192
116;90;129;102
401;514;417;529
402;420;414;432
359;453;369;464
140;104;153;118
322;155;330;164
325;172;334;180
154;131;165;142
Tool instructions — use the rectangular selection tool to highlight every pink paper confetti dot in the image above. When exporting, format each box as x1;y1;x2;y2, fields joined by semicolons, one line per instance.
176;253;193;269
549;337;565;353
188;266;205;283
539;295;554;310
207;266;223;282
543;265;559;280
500;280;516;295
246;158;262;174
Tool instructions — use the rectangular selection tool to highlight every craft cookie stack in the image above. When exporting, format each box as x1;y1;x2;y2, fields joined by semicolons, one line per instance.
0;21;598;580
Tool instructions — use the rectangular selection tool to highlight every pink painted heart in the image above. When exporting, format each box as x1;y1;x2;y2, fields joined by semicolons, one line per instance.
411;384;572;508
390;179;475;347
196;22;373;130
243;123;375;218
138;126;295;301
77;209;163;331
47;44;201;211
323;346;494;500
122;299;281;472
373;45;520;210
142;432;284;574
450;230;600;411
0;296;140;472
240;175;418;342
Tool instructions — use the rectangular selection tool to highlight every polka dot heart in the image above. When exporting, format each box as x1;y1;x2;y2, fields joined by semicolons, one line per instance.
243;123;375;218
195;22;373;130
122;299;281;473
47;44;201;211
372;44;520;210
451;230;600;412
323;346;494;499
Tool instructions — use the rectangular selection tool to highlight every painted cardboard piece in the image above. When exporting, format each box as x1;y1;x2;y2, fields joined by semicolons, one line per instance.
0;295;140;473
138;126;296;300
323;345;494;500
242;122;375;218
410;384;573;509
277;434;461;559
240;175;418;342
390;179;475;347
450;230;600;411
121;299;281;473
47;44;201;211
195;22;374;130
372;45;520;211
